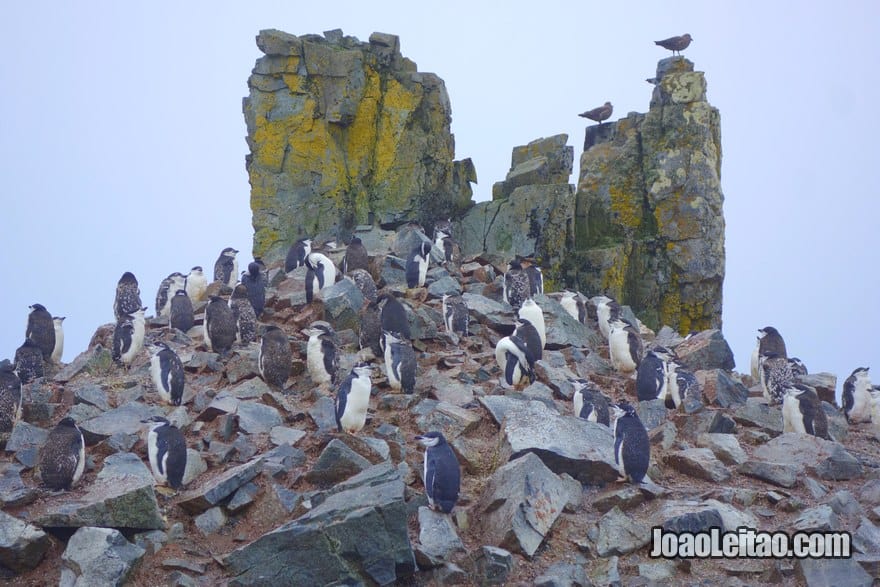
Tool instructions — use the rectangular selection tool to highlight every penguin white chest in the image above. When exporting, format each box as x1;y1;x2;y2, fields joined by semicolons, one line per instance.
782;394;806;433
749;343;760;381
72;433;86;486
147;428;166;484
870;393;880;441
560;296;578;322
150;355;170;402
573;390;584;418
609;329;636;373
340;377;371;433
597;305;612;340
384;345;401;390
307;336;330;384
851;380;873;423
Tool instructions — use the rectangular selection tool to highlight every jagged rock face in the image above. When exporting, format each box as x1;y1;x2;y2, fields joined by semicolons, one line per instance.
572;57;724;332
244;29;475;264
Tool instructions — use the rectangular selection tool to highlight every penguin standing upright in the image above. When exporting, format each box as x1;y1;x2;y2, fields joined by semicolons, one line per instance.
0;361;22;440
184;266;208;303
335;363;373;434
383;331;417;394
155;273;186;318
593;295;620;341
26;303;55;361
113;307;146;368
434;230;462;271
494;334;535;387
416;431;461;513
782;383;829;439
513;318;543;362
259;326;292;389
502;259;530;310
38;416;85;490
14;339;44;383
608;318;644;374
560;291;587;324
636;347;672;403
169;289;194;332
406;242;431;288
378;293;411;351
751;326;788;380
307;322;339;387
441;294;469;337
305;252;337;302
213;247;239;289
347;269;378;304
610;403;650;484
760;352;795;405
359;300;384;358
114;272;143;322
517;298;546;349
142;416;187;490
342;237;370;274
665;360;701;410
148;342;185;406
204;296;236;354
240;261;267;317
842;367;873;423
285;238;312;272
229;284;257;345
51;316;66;364
518;256;544;296
571;379;610;426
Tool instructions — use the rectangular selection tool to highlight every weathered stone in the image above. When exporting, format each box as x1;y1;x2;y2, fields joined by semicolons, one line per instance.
738;460;799;488
596;506;651;557
828;490;863;516
656;499;758;535
636;398;667;431
474;545;515;586
797;557;873;587
0;464;36;508
534;562;590;587
6;421;48;458
305;439;371;487
235;401;283;435
415;400;481;438
73;384;111;411
822;402;848;443
269;426;307;446
696;369;748;407
589;556;620;587
665;448;731;482
182;449;207;487
133;529;168;556
60;527;145;587
321;278;365;332
535;294;603;350
178;457;263;514
732;398;784;437
427;276;462;299
753;433;862;480
195;507;228;535
593;485;646;514
793;505;839;532
853;517;880;554
674;330;735;371
417;506;464;560
307;396;338;433
0;511;50;573
461;293;512;334
78;403;165;445
798;372;837;405
707;412;737;434
695;433;747;465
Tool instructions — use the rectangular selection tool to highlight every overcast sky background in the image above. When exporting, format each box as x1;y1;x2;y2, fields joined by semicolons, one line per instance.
2;2;878;396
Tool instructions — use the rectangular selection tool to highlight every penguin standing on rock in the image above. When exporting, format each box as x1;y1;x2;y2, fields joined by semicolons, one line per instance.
442;294;469;337
148;342;185;406
347;269;378;304
517;298;546;349
285;238;312;272
571;379;610;426
14;339;44;383
593;295;620;341
608;318;644;374
751;327;788;381
26;304;55;361
38;416;85;490
204;296;236;354
0;361;22;440
113;307;146;368
307;322;339;387
518;256;544;296
169;290;194;332
335;363;373;434
114;272;143;322
665;361;701;410
142;416;187;490
494;334;535;387
636;347;672;403
240;262;267;317
842;367;873;423
229;284;257;345
782;383;829;439
383;331;417;394
513;318;543;362
342;237;370;274
184;266;207;303
378;293;411;351
305;252;337;302
760;352;795;405
213;247;239;289
406;242;431;288
502;259;530;310
51;316;66;364
155;273;186;318
416;431;461;513
560;291;587;324
434;230;461;270
610;403;650;484
259;326;292;390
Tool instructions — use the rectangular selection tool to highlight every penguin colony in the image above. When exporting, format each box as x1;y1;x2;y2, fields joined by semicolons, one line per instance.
5;217;880;583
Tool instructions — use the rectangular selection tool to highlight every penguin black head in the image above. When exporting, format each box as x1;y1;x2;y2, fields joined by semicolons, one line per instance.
141;415;170;426
148;341;171;353
54;316;66;322
29;303;48;312
57;416;78;428
349;237;363;246
612;402;638;419
247;262;261;277
221;247;239;256
507;259;523;271
191;266;203;272
352;362;372;377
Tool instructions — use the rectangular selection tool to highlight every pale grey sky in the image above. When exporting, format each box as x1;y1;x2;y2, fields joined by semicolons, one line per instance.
2;1;878;393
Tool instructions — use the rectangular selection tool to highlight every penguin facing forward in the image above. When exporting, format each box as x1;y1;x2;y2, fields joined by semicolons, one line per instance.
502;259;530;310
442;294;469;337
113;307;146;368
14;339;44;383
240;261;267;317
610;403;650;484
305;252;337;302
142;416;187;490
434;230;462;270
636;347;672;403
416;431;461;514
285;238;312;272
0;361;22;439
842;367;873;423
148;342;185;406
383;331;417;394
184;266;208;303
518;256;544;296
213;247;239;289
594;295;621;341
38;416;85;490
513;318;543;362
665;361;701;410
406;241;431;288
259;326;292;390
494;334;536;387
155;272;186;318
517;298;546;350
378;293;411;352
335;362;373;434
751;326;788;381
114;272;143;322
307;322;339;387
51;316;66;364
26;303;55;361
608;318;644;374
229;284;257;345
560;291;587;324
571;379;610;426
342;237;370;274
760;352;795;405
169;289;194;332
782;383;829;439
204;296;236;354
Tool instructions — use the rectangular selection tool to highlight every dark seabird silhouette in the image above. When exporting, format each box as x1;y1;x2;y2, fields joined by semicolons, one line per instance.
578;102;613;125
655;34;692;56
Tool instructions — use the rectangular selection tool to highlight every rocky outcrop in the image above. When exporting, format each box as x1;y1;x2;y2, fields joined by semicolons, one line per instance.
244;29;475;263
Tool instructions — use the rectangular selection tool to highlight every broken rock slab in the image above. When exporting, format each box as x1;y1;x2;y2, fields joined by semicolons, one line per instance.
178;457;263;515
60;526;145;587
0;510;50;574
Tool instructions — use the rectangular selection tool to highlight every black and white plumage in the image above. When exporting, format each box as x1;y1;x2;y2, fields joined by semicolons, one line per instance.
148;342;185;406
229;284;257;345
442;294;469;337
38;416;85;490
842;367;872;423
502;259;530;310
155;272;186;318
610;403;650;484
513;318;543;363
359;300;384;358
240;261;267;317
594;295;620;341
405;242;431;289
518;257;544;296
51;316;65;364
213;247;239;289
142;416;187;489
434;230;462;269
560;291;587;324
608;318;644;374
169;289;194;332
383;331;417;394
342;237;370;274
307;322;339;387
760;352;795;405
416;431;461;514
305;252;337;303
782;383;829;439
14;339;44;383
347;269;378;304
751;326;788;381
636;347;672;403
259;326;292;389
433;219;454;242
0;361;22;439
114;272;143;322
665;361;701;410
494;334;535;387
112;308;146;367
378;293;411;352
517;298;546;349
335;363;373;434
571;378;610;426
26;303;55;361
285;238;312;272
184;266;208;303
789;357;808;377
204;295;236;354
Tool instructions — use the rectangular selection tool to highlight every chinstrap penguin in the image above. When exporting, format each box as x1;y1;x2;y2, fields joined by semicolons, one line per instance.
51;316;65;364
229;284;257;345
335;363;373;434
416;431;461;513
610;402;650;484
213;247;239;289
405;241;431;288
142;416;187;489
383;331;417;394
148;342;185;406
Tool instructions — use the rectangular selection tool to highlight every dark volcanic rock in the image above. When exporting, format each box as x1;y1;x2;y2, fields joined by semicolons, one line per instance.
304;439;372;487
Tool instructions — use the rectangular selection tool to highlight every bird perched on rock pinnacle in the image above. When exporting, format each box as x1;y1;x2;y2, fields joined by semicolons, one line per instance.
579;102;613;125
655;33;692;56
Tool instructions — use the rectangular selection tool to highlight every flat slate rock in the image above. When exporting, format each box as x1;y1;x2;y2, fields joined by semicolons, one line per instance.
797;556;873;587
738;460;799;488
596;506;651;557
178;457;263;514
0;464;37;508
664;448;731;482
60;527;145;587
753;433;862;480
78;403;165;445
